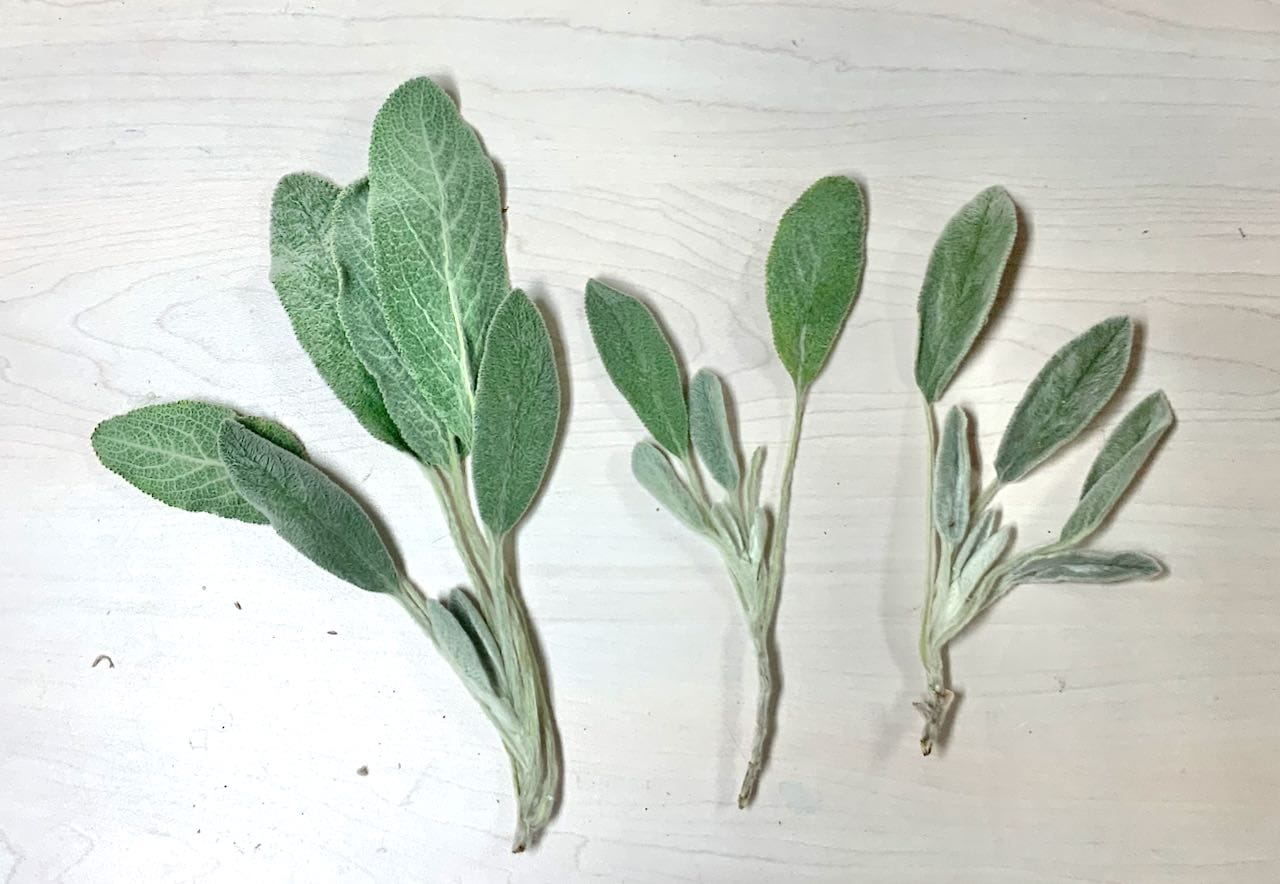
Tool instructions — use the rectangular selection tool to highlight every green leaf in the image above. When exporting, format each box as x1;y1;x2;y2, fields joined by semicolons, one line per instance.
1060;391;1174;544
441;588;502;690
689;369;740;491
368;78;509;451
472;291;561;535
1012;550;1163;585
743;445;766;515
995;316;1134;483
766;176;867;389
92;400;302;524
218;419;400;595
329;178;453;467
423;596;498;695
269;173;402;447
914;187;1018;403
932;406;972;545
953;508;996;576
954;525;1011;603
631;441;705;533
585;280;689;456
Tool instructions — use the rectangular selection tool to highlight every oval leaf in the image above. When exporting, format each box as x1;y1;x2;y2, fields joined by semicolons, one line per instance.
368;78;510;451
1061;391;1174;544
92;401;303;524
630;441;705;533
442;588;503;689
1012;550;1163;585
954;525;1012;604
932;405;972;544
472;291;561;535
743;445;766;514
586;279;689;455
766;176;866;390
423;596;498;695
218;420;400;595
269;173;402;447
953;507;996;576
995;316;1134;483
689;369;740;491
914;187;1018;403
329;178;453;467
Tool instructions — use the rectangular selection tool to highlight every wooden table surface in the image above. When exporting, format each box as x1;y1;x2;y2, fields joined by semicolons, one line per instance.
3;2;1278;881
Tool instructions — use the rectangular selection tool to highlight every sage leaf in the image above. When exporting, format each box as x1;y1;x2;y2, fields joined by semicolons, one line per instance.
748;507;769;565
92;400;302;524
1060;391;1174;544
1012;550;1163;585
424;596;498;695
269;173;402;447
368;77;509;450
631;441;705;533
914;187;1017;402
442;588;503;689
586;280;689;455
218;419;400;595
472;291;561;536
743;445;766;514
766;176;866;390
932;405;972;544
951;525;1012;611
995;316;1134;483
953;507;996;575
689;369;740;491
329;178;453;467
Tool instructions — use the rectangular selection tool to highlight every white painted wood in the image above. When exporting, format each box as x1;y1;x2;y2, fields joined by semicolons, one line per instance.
2;1;1277;880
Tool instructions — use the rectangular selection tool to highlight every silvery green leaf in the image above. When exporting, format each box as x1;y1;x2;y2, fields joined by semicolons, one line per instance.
442;588;503;689
631;441;705;533
932;405;972;544
748;507;769;565
712;501;745;551
92;401;303;524
1060;391;1174;545
472;291;561;536
1012;550;1163;585
269;173;402;447
329;178;453;467
689;369;740;491
424;596;497;695
585;280;689;456
953;508;996;576
914;187;1018;402
995;316;1134;483
743;445;766;514
952;525;1012;612
368;78;509;451
766;176;866;390
218;420;400;595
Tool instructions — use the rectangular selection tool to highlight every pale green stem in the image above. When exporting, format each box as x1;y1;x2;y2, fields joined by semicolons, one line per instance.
918;398;938;669
916;398;955;756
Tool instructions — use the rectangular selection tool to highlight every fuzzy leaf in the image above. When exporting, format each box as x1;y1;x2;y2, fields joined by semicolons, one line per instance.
953;525;1012;607
472;291;561;535
424;596;497;695
766;176;866;389
631;441;704;533
269;173;402;447
932;405;972;544
586;280;688;455
1060;391;1174;544
914;187;1018;402
1012;550;1163;585
93;401;303;524
995;316;1134;483
953;508;996;576
218;420;400;595
441;588;502;690
368;78;509;451
329;178;453;466
743;446;766;515
689;369;740;491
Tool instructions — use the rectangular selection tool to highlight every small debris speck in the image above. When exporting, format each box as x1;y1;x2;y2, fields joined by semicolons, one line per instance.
92;654;114;669
357;765;369;776
234;601;242;610
327;630;338;635
1239;227;1247;238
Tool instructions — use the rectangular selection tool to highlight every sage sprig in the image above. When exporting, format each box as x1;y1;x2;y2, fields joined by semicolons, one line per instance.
587;175;866;806
93;78;562;852
911;187;1174;755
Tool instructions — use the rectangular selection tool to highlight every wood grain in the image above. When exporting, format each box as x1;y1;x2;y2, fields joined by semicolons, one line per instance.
2;1;1278;881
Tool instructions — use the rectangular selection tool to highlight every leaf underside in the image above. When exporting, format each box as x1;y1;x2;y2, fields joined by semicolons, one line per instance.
1013;549;1163;585
630;441;704;533
932;405;972;544
689;369;740;491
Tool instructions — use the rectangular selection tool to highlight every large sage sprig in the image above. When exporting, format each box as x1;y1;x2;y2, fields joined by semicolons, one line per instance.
92;78;561;851
587;176;866;806
912;187;1174;755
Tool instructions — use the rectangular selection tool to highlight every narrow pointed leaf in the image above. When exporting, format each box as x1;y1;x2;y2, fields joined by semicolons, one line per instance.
939;525;1011;629
914;187;1018;402
218;420;400;595
586;279;688;455
442;588;503;690
995;316;1134;483
269;173;402;447
631;441;705;533
766;176;866;389
689;369;740;491
424;596;498;695
932;405;972;544
1012;550;1163;585
92;400;302;524
472;291;561;535
329;178;452;466
1060;391;1174;544
953;508;996;576
743;445;766;514
368;78;510;450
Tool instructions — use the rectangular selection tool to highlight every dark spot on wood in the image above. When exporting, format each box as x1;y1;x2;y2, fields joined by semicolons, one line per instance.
92;654;114;669
234;601;241;610
357;765;369;776
327;630;337;635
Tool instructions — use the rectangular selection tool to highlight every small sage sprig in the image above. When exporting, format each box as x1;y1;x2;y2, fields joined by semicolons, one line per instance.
912;187;1174;755
92;78;562;852
587;176;866;806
